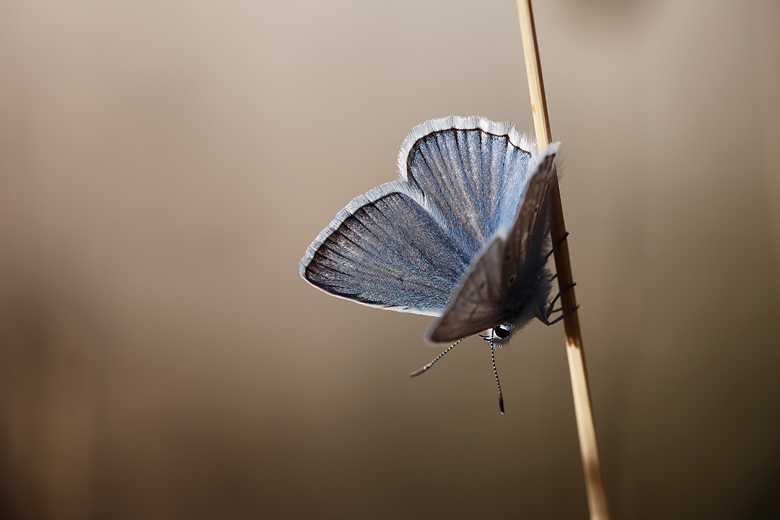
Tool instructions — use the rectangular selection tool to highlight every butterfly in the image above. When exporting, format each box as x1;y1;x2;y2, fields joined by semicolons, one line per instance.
299;115;571;414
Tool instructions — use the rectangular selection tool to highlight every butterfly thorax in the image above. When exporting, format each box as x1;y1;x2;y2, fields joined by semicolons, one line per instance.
487;261;554;346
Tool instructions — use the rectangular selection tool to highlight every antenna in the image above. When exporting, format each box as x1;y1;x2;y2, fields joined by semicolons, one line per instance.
409;338;464;378
491;344;505;416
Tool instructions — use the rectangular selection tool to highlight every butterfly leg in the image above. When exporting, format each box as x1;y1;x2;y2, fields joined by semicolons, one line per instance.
541;305;579;326
546;282;575;314
543;231;569;263
538;232;567;282
538;283;578;326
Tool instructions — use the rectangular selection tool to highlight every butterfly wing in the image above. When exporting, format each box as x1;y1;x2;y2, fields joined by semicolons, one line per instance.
425;233;510;342
300;182;471;316
425;143;560;343
399;116;536;258
500;144;560;292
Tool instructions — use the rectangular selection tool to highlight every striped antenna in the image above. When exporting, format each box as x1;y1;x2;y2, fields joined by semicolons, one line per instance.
409;338;464;378
491;344;505;416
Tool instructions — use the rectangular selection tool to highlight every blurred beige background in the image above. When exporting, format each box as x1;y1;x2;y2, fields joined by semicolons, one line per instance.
1;0;779;519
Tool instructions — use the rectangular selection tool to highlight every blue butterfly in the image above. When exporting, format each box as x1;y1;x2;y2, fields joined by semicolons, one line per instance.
300;116;570;414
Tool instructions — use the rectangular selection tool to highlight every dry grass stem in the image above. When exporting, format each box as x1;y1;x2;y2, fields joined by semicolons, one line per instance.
516;1;611;519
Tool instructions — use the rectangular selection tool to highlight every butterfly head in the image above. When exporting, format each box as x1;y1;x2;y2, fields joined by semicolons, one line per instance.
484;324;516;347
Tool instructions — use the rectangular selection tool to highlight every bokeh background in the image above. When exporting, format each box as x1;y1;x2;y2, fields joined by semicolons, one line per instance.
1;0;779;518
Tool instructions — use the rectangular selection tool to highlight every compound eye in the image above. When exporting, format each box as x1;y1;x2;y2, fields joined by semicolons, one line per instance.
494;326;510;339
